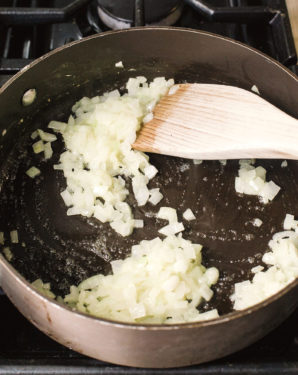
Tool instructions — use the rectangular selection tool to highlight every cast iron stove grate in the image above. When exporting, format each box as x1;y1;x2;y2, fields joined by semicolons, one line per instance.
0;0;297;86
0;0;297;374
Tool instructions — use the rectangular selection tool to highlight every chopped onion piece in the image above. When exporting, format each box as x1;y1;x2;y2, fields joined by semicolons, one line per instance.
183;208;196;221
31;279;56;299
144;165;158;179
159;222;184;236
231;214;298;310
132;175;150;206
26;166;41;178
32;140;44;154
48;120;67;133
44;142;53;160
252;218;263;227
3;246;13;261
31;130;38;139
239;159;255;166
110;220;134;237
115;61;124;68
235;163;280;203
10;230;18;243
157;207;178;223
38;129;57;142
67;206;93;217
281;160;288;168
283;213;298;230
64;235;219;324
148;188;163;205
251;265;264;273
193;159;203;165
134;219;144;228
22;88;36;106
260;181;280;204
251;85;260;95
53;77;174;236
60;189;73;207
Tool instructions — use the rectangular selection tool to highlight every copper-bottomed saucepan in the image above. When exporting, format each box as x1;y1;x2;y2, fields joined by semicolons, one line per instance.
0;27;297;368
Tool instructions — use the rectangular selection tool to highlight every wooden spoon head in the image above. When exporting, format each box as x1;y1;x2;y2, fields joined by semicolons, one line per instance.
133;84;298;160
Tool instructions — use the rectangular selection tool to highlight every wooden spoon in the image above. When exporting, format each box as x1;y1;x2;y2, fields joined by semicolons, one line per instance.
133;84;298;160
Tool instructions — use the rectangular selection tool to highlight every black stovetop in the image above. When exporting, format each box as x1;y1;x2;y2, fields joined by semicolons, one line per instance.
0;1;297;374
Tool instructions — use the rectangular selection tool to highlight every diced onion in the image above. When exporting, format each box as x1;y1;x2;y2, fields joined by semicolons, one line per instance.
235;163;280;203
231;214;298;310
157;207;178;223
283;214;298;230
3;246;13;261
54;77;173;236
38;129;57;143
32;140;44;154
60;189;73;207
22;88;36;106
48;121;67;133
183;208;196;221
252;218;263;227
115;61;124;68
251;265;264;273
31;279;56;299
26;166;41;178
64;235;219;324
251;85;260;95
148;188;163;205
281;160;288;168
44;142;53;160
132;175;150;206
239;159;255;166
158;222;185;236
31;130;38;139
193;159;203;165
134;219;144;228
10;230;18;243
144;165;158;179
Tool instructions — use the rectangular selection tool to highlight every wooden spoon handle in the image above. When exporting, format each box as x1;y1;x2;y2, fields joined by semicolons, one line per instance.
133;84;298;160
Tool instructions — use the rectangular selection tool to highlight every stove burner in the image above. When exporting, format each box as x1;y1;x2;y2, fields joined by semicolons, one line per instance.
96;0;183;29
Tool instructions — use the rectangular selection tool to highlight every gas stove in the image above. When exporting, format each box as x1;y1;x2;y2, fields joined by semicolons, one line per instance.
0;0;297;88
0;1;297;374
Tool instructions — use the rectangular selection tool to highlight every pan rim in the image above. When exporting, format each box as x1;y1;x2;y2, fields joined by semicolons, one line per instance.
0;26;297;97
0;26;297;331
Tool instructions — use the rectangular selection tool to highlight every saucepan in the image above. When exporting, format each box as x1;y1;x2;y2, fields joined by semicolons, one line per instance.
0;27;297;368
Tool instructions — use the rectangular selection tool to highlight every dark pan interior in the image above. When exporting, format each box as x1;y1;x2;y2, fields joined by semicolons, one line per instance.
0;28;297;316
